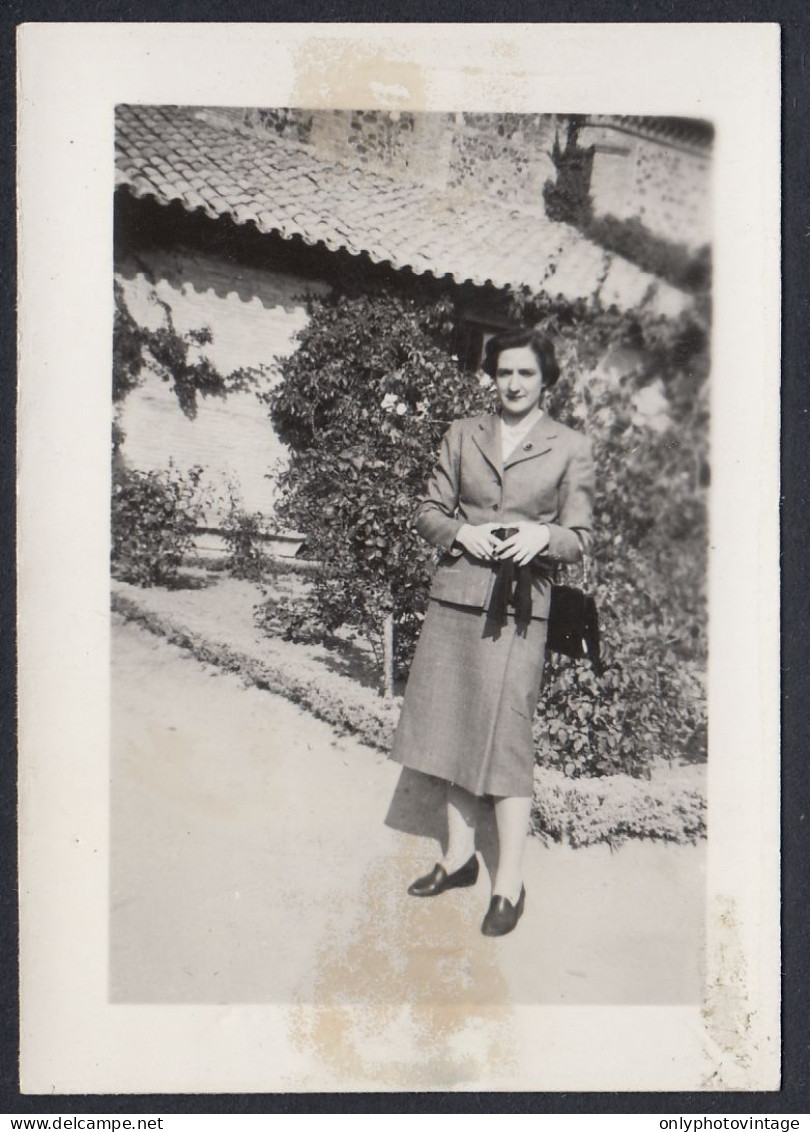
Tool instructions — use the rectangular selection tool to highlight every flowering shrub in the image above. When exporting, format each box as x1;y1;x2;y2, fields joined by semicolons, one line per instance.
266;289;495;688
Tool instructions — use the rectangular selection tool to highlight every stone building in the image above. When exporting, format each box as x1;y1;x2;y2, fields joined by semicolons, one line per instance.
114;106;708;546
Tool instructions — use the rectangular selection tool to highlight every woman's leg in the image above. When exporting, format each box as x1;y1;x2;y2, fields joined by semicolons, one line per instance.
441;783;480;871
492;795;532;903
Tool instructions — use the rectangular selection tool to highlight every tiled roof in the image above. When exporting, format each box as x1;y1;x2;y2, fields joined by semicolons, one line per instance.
585;114;714;153
115;104;687;312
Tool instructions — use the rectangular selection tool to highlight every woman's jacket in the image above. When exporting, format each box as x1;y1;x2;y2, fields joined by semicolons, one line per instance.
415;412;595;620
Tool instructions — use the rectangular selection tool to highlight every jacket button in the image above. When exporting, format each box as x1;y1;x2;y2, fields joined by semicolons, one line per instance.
493;504;500;512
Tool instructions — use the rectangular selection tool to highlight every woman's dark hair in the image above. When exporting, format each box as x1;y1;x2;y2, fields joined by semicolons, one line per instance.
481;328;561;387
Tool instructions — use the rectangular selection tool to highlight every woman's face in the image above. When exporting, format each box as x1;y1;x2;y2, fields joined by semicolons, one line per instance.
494;345;545;419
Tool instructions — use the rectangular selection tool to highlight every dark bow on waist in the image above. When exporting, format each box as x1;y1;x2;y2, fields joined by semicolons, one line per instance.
488;527;533;633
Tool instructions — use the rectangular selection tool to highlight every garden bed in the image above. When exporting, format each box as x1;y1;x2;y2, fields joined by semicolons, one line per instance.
111;572;706;847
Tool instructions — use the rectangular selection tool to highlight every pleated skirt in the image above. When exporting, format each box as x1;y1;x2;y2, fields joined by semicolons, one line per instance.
389;599;548;798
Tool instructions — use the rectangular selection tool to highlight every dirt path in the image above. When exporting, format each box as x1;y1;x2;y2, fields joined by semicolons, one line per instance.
111;615;705;1021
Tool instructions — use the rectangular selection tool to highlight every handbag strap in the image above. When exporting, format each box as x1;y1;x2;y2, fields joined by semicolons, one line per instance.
567;539;590;590
554;541;592;590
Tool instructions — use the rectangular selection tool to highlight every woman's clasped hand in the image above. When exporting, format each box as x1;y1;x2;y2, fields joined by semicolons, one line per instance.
454;522;504;561
455;521;550;566
492;522;550;566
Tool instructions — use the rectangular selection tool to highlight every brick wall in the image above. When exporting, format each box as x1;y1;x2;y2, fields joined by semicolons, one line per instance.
115;247;329;521
209;109;710;243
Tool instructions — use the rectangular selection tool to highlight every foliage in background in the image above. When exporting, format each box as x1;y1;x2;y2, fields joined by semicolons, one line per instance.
512;288;709;776
111;464;209;587
268;282;710;777
542;119;711;294
586;215;712;294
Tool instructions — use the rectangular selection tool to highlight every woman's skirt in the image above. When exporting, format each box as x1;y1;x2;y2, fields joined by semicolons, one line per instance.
390;599;548;798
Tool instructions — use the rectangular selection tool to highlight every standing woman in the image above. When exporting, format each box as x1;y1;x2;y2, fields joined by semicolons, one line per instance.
390;327;595;937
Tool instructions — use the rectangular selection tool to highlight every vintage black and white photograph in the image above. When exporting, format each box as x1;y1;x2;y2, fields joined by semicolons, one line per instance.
17;23;780;1094
111;104;712;1009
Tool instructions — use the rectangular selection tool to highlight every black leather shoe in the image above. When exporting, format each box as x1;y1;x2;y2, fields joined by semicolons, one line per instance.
407;854;479;897
481;886;526;936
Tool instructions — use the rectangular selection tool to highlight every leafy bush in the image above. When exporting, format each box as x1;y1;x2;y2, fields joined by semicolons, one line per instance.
534;649;706;779
221;495;270;582
111;464;207;586
112;280;262;454
253;591;330;645
531;767;706;847
514;290;709;773
266;289;495;689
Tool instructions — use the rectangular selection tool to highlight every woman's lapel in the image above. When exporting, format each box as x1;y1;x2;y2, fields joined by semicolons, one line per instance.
471;414;503;481
502;412;559;470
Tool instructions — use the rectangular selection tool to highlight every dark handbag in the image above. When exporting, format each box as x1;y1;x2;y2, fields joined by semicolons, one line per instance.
547;558;603;675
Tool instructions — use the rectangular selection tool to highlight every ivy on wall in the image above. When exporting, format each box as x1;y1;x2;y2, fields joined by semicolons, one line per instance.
111;283;265;584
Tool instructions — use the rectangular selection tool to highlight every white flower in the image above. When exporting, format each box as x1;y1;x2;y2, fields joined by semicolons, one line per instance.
478;372;493;388
395;402;407;416
381;392;398;411
596;407;616;428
